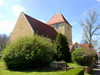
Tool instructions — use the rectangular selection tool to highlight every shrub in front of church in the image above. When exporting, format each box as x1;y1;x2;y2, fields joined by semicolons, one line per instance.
2;35;55;69
72;48;94;66
54;33;71;62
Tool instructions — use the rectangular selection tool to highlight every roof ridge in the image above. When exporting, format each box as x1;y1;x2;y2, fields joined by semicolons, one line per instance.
24;14;44;24
24;13;56;29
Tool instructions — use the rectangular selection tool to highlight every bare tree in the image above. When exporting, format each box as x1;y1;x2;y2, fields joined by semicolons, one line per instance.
94;36;100;52
0;34;9;53
80;9;100;51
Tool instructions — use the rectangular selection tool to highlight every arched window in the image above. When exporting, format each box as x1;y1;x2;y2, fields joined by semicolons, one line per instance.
55;24;59;29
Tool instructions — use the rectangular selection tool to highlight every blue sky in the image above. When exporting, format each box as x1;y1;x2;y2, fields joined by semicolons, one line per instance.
0;0;100;43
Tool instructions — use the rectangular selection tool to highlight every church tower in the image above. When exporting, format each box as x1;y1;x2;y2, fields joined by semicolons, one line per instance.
47;13;72;45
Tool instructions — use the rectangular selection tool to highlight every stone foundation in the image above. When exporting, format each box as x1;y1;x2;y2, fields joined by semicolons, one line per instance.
50;61;67;70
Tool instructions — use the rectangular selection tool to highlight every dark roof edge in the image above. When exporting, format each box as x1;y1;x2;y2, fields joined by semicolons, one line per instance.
24;13;57;29
61;14;72;27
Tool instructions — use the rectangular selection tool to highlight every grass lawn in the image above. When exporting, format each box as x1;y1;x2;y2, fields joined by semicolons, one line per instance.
0;60;90;75
0;60;64;75
84;73;91;75
67;62;80;67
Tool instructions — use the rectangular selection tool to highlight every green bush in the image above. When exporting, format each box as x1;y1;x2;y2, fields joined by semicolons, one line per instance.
95;54;98;61
54;33;71;62
92;52;98;62
72;48;94;66
61;68;84;75
2;35;55;69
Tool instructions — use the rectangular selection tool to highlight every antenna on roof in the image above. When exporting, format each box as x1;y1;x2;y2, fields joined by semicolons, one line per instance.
54;10;62;14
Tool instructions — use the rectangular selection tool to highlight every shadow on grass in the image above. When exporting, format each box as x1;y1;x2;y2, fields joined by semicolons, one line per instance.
0;60;61;73
8;68;59;73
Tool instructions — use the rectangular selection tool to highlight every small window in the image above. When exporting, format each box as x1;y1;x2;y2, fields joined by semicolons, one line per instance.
55;24;59;29
68;26;70;30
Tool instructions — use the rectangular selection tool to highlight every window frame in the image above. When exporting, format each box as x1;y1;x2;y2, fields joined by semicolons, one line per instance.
55;24;59;29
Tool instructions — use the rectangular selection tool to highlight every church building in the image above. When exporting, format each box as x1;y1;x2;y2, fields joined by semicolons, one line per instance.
10;12;72;45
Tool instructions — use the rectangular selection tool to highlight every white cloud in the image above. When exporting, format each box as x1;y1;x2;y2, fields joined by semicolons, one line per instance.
0;20;16;35
97;0;100;2
12;5;24;16
0;0;4;6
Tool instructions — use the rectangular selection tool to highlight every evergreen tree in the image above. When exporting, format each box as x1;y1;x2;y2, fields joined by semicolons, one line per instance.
54;33;71;62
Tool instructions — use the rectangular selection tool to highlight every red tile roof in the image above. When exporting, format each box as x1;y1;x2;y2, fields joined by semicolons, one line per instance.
24;13;57;40
47;13;71;26
80;44;96;53
80;44;90;50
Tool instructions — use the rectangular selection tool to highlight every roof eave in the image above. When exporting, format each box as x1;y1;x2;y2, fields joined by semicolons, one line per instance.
48;21;72;27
